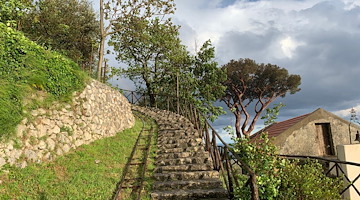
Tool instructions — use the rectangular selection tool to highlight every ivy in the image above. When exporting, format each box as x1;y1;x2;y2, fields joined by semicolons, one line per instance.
0;22;86;138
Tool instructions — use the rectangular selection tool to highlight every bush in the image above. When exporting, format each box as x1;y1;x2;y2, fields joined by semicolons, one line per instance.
0;22;86;139
279;160;342;200
231;134;342;200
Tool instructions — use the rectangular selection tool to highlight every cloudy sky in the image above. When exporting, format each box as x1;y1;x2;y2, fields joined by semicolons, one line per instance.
96;0;360;141
169;0;360;137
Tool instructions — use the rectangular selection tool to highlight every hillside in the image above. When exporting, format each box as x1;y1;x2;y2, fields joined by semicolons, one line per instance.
0;22;86;139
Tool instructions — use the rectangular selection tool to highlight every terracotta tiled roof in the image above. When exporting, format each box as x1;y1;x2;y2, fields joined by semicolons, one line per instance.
251;112;312;140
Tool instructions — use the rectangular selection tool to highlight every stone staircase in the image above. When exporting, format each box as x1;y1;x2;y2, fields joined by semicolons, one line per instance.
133;106;229;200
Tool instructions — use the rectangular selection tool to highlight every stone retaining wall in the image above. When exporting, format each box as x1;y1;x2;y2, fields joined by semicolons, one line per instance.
0;80;135;168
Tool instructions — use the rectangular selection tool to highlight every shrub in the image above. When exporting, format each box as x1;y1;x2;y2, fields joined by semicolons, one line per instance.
231;133;342;200
0;22;86;139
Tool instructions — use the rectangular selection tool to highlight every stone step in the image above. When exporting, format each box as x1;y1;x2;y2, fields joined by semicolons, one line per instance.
152;179;224;191
157;137;202;145
156;141;202;149
157;146;205;154
151;188;228;200
156;151;210;160
155;163;213;173
158;128;197;135
153;170;220;181
156;156;212;166
157;134;201;141
157;121;194;131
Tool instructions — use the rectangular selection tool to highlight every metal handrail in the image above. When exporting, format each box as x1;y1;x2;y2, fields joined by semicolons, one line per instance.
121;89;260;200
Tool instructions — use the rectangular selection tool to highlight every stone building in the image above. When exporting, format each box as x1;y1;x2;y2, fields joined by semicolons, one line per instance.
251;108;360;156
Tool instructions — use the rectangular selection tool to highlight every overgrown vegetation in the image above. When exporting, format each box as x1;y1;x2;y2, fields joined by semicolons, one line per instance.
0;118;156;199
0;22;86;138
232;134;343;200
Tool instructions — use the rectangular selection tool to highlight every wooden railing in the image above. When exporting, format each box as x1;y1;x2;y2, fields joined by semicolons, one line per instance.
121;89;260;200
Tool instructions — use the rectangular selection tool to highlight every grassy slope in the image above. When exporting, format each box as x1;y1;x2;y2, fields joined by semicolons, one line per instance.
0;117;156;199
0;22;86;139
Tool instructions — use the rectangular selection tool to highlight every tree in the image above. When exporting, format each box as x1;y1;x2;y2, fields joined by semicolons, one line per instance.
186;40;227;119
98;0;175;81
156;40;227;119
221;58;301;138
111;16;184;105
0;0;31;29
20;0;99;72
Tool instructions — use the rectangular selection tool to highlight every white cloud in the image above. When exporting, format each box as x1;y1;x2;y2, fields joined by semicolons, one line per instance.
341;0;360;9
280;36;305;58
334;104;360;118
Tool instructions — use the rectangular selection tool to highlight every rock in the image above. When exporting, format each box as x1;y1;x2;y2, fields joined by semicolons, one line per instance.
24;150;37;161
28;130;38;137
7;149;22;163
38;108;46;115
8;157;16;165
16;161;27;169
84;132;92;141
38;141;46;150
75;140;84;147
52;125;61;134
46;138;56;151
0;157;6;167
21;118;28;125
36;125;48;138
43;152;52;161
42;118;51;125
95;160;100;164
16;124;27;137
7;143;13;151
62;144;71;153
31;110;39;117
29;123;36;130
56;148;63;156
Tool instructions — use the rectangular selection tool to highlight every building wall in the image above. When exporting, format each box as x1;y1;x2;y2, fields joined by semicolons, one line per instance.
275;109;360;156
0;80;135;168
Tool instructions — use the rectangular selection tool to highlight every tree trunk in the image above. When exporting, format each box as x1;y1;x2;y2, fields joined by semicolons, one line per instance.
97;0;105;81
145;82;155;107
235;113;242;138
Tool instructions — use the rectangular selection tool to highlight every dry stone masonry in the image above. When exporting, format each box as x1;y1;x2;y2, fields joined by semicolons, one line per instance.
133;106;229;200
0;80;135;169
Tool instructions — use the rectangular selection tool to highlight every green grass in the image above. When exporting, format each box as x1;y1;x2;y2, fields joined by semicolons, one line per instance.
0;117;157;199
0;22;87;139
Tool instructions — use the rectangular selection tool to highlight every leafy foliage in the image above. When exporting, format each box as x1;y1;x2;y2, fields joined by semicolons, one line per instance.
0;23;86;138
261;103;285;126
183;40;227;119
97;0;175;80
0;0;30;28
279;160;343;200
111;15;226;119
20;0;99;72
231;134;342;200
221;58;301;137
111;17;183;105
